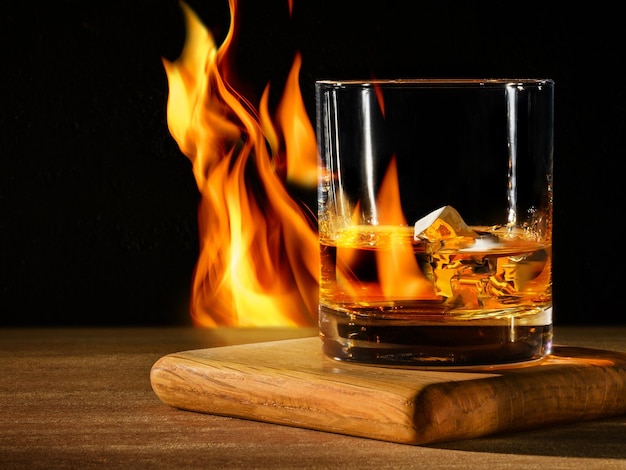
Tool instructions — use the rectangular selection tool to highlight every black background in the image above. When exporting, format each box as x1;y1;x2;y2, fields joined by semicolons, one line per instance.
1;0;622;326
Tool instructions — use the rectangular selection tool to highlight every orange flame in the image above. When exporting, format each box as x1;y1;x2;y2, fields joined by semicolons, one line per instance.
336;158;436;301
163;1;318;327
374;158;436;299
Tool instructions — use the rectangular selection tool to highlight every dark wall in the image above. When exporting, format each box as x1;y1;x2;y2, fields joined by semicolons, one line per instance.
1;1;622;326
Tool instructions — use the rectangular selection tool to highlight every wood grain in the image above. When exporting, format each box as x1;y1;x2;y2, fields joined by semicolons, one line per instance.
150;337;626;445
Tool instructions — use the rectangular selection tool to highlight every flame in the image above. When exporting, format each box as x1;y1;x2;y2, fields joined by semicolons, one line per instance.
336;158;436;301
276;53;318;187
163;1;318;327
374;158;436;299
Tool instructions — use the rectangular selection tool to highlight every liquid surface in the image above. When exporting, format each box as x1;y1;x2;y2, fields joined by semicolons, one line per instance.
320;225;551;318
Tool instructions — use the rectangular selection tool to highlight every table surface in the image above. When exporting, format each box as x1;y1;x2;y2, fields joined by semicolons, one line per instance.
2;326;626;469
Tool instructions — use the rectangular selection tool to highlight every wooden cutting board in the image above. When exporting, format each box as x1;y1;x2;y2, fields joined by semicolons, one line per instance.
150;337;626;445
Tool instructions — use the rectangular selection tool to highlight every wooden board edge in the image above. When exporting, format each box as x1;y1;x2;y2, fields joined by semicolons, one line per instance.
150;339;626;445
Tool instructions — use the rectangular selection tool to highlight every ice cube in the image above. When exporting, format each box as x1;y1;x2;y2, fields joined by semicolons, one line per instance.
414;206;478;241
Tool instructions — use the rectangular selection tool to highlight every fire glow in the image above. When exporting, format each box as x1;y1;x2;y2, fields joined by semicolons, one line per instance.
164;1;428;327
163;1;318;327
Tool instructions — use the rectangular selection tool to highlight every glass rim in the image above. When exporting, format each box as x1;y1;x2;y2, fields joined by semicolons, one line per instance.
315;78;554;88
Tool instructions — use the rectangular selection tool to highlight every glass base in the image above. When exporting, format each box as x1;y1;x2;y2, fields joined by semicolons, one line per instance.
319;306;553;368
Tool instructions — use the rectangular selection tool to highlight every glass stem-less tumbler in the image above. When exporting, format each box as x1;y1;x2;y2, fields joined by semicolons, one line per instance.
316;79;554;367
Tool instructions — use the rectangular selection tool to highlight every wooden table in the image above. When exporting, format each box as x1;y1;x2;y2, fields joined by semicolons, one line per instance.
2;326;625;469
